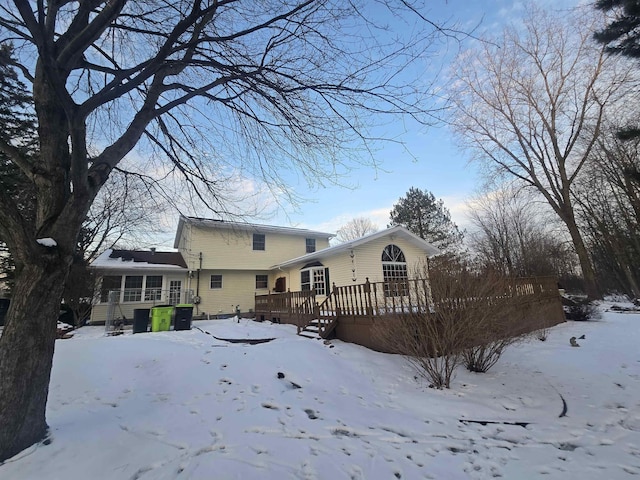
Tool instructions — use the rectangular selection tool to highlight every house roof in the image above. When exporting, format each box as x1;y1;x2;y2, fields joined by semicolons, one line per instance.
173;215;334;248
91;249;188;270
270;226;441;269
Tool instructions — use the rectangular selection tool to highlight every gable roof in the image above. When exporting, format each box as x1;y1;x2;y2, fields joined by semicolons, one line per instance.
271;225;441;269
91;249;188;270
174;215;334;248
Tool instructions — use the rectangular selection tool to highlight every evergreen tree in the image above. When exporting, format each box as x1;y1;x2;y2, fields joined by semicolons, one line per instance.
595;0;640;145
0;45;36;292
389;187;464;252
594;0;640;58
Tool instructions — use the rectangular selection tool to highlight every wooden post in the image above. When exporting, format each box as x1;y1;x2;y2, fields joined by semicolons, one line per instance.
365;278;373;319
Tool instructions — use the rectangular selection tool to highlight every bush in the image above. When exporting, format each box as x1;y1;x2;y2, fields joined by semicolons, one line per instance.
564;300;600;321
376;259;522;387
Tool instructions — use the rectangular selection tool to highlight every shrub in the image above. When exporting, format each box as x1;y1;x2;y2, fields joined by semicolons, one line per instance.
376;259;522;387
564;300;600;321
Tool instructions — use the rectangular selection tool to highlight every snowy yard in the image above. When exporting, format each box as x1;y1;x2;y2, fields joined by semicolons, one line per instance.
1;303;640;479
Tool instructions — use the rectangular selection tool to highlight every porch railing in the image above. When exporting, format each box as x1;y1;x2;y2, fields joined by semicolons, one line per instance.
255;276;560;338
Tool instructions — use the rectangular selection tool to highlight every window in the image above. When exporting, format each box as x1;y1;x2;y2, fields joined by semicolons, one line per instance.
382;244;408;297
144;275;163;301
255;275;268;289
123;275;143;302
253;233;265;251
305;238;316;253
210;274;223;289
300;267;326;295
100;275;122;302
301;270;311;291
382;244;406;263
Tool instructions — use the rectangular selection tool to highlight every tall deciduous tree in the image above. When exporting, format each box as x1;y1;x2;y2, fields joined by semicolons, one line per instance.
0;1;452;460
575;128;640;297
468;187;575;278
448;4;633;299
335;217;378;243
389;187;463;252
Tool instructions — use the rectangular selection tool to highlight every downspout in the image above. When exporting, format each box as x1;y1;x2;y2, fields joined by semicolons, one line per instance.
195;252;202;314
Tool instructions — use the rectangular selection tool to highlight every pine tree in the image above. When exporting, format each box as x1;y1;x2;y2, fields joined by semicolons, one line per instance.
0;45;36;292
389;187;464;253
595;0;640;146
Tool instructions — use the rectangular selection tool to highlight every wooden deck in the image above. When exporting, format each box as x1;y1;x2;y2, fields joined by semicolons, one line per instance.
255;276;565;351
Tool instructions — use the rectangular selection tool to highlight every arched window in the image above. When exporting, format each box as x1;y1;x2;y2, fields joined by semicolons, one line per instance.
382;244;406;263
382;244;408;296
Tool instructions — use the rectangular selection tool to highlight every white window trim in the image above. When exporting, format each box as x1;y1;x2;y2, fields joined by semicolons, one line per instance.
301;266;326;296
102;274;167;304
210;274;223;289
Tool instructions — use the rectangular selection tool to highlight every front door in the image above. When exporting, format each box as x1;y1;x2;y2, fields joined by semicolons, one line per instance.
169;280;182;305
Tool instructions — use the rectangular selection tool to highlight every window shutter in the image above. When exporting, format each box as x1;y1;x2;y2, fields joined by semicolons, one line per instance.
324;267;330;295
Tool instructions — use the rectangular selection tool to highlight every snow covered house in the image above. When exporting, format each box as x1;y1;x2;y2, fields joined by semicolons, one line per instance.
90;216;441;325
89;249;190;324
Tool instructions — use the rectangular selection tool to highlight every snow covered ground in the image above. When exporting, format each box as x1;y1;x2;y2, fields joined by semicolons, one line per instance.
1;303;640;479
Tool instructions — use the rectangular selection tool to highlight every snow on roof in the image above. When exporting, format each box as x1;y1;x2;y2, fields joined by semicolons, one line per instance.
271;225;441;269
90;249;188;270
173;216;334;248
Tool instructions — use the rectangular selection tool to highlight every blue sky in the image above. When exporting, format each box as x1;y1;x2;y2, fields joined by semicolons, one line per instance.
264;0;584;236
155;0;584;246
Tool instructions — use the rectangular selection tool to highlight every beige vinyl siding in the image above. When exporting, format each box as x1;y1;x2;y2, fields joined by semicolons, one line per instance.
196;269;271;316
180;226;330;271
346;236;429;284
280;236;430;292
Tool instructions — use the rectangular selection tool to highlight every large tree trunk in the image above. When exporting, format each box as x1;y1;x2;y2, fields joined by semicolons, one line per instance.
0;254;72;462
564;214;601;300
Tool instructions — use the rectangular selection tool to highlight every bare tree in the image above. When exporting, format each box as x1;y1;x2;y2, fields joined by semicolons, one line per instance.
81;169;169;262
0;1;457;460
448;4;634;299
335;217;378;243
575;128;640;297
468;186;576;278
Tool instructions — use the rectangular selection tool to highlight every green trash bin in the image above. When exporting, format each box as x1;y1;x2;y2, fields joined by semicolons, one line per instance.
151;305;173;332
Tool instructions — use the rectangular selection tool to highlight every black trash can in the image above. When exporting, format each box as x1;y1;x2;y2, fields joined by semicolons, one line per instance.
174;304;193;331
132;308;150;334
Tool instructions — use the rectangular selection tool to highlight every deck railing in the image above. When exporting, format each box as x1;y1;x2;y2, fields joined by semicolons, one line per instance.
254;289;317;328
255;276;560;337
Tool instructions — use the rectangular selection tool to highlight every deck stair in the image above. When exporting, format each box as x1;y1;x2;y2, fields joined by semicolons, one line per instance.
297;290;339;339
299;319;323;339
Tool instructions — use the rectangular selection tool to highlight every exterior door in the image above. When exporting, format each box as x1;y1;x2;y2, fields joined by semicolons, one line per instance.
169;280;182;305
